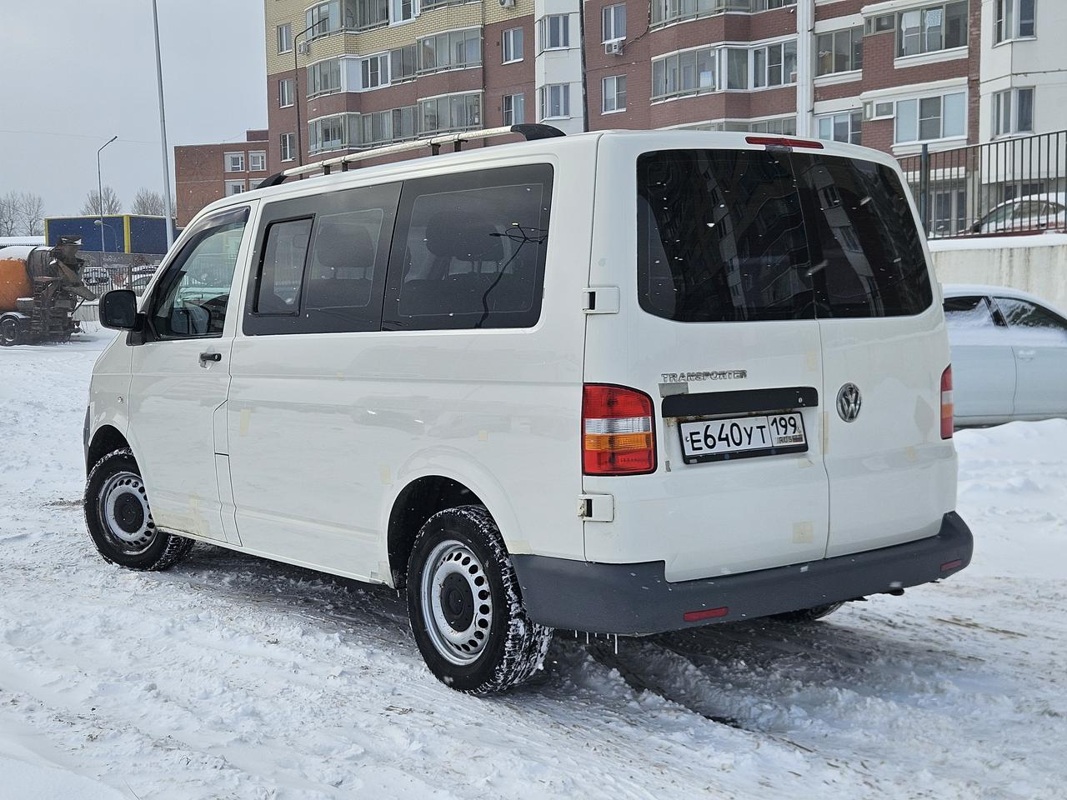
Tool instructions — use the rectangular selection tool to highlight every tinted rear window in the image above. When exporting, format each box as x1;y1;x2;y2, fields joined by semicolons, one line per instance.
637;149;932;322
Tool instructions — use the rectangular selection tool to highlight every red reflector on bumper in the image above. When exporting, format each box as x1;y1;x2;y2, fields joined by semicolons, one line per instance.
683;607;729;622
941;559;963;572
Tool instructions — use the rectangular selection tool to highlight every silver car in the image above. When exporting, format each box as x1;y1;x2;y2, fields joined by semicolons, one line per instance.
943;284;1067;426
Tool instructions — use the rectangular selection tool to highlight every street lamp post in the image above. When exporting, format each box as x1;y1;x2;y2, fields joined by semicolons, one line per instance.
151;0;175;249
293;20;322;167
96;135;118;253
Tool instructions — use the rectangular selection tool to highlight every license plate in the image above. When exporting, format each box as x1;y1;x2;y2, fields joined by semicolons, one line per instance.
678;412;807;464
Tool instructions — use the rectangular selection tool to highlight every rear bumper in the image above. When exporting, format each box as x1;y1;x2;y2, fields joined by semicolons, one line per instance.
511;511;973;635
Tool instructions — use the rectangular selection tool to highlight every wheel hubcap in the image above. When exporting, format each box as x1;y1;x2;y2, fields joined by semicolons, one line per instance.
98;471;156;553
420;540;493;666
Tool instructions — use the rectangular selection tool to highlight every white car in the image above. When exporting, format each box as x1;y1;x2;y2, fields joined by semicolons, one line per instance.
944;284;1067;426
970;193;1066;235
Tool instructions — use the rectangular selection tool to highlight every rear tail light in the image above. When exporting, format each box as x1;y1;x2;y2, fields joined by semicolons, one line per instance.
582;384;657;475
941;366;954;439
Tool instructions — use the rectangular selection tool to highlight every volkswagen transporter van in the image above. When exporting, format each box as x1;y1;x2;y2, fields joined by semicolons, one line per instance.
85;126;973;694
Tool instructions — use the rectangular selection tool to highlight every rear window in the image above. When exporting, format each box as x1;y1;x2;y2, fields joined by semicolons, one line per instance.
637;149;932;322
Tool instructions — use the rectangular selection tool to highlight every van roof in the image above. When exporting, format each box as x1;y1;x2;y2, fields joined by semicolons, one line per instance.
193;127;900;222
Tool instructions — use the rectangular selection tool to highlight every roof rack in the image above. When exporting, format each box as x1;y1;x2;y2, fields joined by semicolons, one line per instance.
259;123;565;188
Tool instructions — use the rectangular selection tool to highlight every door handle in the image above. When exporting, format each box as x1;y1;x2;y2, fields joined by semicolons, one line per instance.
199;351;222;366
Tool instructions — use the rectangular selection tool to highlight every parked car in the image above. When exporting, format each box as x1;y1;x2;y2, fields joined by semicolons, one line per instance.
86;128;973;694
81;266;111;286
943;284;1067;426
970;193;1067;235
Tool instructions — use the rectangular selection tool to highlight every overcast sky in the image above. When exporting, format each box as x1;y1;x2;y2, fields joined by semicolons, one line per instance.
0;0;267;219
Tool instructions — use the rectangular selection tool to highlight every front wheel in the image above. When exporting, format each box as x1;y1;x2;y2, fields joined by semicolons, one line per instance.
0;317;22;346
407;505;553;694
84;448;194;570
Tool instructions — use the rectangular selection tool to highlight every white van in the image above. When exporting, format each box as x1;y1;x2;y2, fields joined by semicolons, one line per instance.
85;126;973;694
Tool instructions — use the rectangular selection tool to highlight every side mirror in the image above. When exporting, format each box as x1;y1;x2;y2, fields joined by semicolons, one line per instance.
99;290;143;331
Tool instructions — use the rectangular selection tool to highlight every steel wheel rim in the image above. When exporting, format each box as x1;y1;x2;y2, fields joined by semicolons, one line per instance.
97;470;156;554
420;539;493;666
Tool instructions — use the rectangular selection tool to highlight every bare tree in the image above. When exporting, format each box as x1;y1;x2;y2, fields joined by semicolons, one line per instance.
81;186;122;216
0;191;45;236
130;188;175;217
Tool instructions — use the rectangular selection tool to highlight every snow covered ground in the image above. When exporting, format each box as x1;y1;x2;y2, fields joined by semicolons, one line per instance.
1;329;1064;800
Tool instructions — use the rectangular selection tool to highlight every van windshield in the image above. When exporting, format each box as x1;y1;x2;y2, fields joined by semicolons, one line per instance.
637;149;932;322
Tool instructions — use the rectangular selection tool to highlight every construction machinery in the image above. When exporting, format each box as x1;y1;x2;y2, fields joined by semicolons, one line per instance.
0;236;95;346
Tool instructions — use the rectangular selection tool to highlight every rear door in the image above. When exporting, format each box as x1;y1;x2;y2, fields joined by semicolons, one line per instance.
943;294;1016;423
994;294;1067;419
582;140;830;582
789;151;956;557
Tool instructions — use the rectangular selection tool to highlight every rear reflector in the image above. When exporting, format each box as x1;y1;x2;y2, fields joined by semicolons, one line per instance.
683;607;729;622
582;384;657;475
941;559;963;573
745;136;825;150
941;366;954;439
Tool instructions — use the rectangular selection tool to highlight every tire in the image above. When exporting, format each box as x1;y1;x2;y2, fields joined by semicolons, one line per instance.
407;505;553;694
770;602;844;624
84;448;194;570
0;317;21;347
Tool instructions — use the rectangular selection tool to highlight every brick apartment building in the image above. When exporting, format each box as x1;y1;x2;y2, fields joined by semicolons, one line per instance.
174;130;270;226
174;0;1064;233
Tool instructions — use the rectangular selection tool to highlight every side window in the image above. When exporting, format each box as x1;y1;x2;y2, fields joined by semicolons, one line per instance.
943;295;999;331
383;164;553;331
245;183;399;335
994;297;1067;343
147;207;248;339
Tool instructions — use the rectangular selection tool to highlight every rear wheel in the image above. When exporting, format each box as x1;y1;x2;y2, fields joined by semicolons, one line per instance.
407;505;553;694
84;448;193;570
770;602;844;623
0;317;21;346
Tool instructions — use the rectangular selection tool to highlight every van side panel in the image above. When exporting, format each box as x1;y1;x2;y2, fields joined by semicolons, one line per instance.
224;148;595;584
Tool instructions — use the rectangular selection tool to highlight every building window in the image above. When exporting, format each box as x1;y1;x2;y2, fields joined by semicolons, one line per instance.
308;59;343;96
753;40;797;88
418;29;482;73
362;54;390;89
419;93;482;135
308;113;358;154
602;76;627;113
279;78;294;108
817;111;862;144
225;180;245;196
603;4;626;42
746;117;796;135
895;92;966;143
391;45;417;82
995;0;1036;43
502;93;525;125
898;2;968;57
539;15;570;50
277;23;293;54
539;84;570;119
651;47;717;99
753;0;795;9
306;1;340;39
816;27;863;76
225;152;245;172
993;87;1035;135
502;28;524;63
391;0;414;24
249;151;267;172
726;48;749;89
354;0;389;30
280;133;295;162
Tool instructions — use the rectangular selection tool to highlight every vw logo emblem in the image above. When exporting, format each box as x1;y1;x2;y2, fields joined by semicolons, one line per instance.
837;383;862;423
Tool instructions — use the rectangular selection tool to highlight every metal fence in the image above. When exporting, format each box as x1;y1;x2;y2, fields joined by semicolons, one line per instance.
898;130;1067;238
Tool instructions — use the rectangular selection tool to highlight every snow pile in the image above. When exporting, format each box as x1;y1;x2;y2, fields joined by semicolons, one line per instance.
1;330;1065;798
